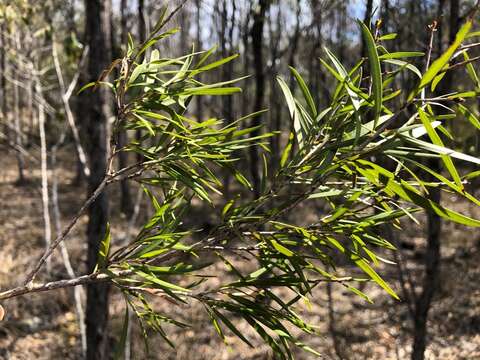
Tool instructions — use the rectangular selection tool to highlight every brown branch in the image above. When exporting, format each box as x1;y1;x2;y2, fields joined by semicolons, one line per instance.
1;272;108;301
23;176;110;285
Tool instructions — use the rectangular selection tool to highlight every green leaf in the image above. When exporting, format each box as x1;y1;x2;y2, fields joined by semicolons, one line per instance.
194;54;239;72
270;239;294;257
289;67;317;117
358;20;382;127
458;104;480;130
383;59;422;78
135;270;191;293
183;87;242;96
97;223;111;269
378;33;397;41
378;51;424;60
402;136;480;165
277;76;306;149
280;132;294;168
418;108;463;189
77;81;114;94
213;309;254;347
354;256;400;300
463;52;480;89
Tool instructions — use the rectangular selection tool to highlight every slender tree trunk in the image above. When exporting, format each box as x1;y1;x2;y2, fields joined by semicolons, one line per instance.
411;1;459;359
83;1;112;359
310;0;329;108
382;0;390;31
178;0;188;55
287;0;301;156
218;0;236;198
36;80;52;274
268;6;282;170
135;0;147;163
240;7;251;144
361;0;374;58
337;2;348;63
0;21;8;136
138;0;146;43
249;0;270;198
13;33;26;184
195;0;203;121
116;0;134;216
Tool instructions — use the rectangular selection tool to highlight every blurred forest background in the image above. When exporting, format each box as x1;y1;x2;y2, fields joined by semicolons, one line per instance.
1;0;480;359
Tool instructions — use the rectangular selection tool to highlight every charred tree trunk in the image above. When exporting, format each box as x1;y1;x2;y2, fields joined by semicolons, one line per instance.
83;1;112;359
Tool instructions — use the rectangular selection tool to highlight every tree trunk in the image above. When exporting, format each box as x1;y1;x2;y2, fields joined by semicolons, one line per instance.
287;0;301;156
0;20;7;136
268;6;282;171
411;1;459;359
249;0;270;198
116;0;134;216
218;0;236;197
195;0;203;121
135;0;147;163
12;32;26;184
361;0;374;58
83;1;112;359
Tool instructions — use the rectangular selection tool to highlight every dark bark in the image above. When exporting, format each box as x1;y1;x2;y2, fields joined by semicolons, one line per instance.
0;21;7;135
268;6;282;170
411;1;459;359
381;0;390;31
83;1;112;359
138;0;146;44
361;0;374;58
195;0;203;121
117;0;134;216
309;0;329;108
249;0;270;198
287;0;301;156
218;0;236;197
337;2;347;63
178;0;189;55
135;0;146;163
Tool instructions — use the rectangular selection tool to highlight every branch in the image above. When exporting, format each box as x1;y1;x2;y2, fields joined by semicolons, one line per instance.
1;272;109;301
23;176;110;284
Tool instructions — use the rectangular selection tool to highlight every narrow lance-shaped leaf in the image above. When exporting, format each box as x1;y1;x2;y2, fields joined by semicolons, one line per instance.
289;67;317;117
417;108;463;189
277;76;305;149
358;20;382;127
97;223;111;269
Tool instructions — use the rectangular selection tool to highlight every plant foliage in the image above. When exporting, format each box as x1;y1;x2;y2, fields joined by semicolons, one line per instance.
79;12;480;359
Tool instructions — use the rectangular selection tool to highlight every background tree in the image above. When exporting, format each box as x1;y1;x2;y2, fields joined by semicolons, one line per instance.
82;0;112;358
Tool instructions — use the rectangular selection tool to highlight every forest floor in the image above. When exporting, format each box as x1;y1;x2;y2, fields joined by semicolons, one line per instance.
0;151;479;360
